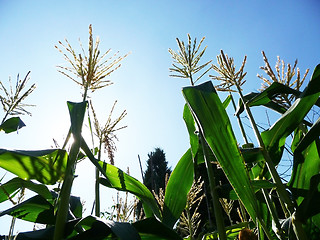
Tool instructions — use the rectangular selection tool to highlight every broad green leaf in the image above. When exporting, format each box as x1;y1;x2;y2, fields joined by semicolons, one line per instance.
162;149;193;228
0;195;55;224
0;149;68;185
182;81;259;223
76;216;141;240
289;140;320;205
0;177;52;203
295;174;320;222
261;64;320;164
133;218;182;240
98;161;161;220
0;116;25;133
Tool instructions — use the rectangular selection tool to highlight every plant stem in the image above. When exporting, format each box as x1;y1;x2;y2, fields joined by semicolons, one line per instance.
95;140;102;217
53;137;81;240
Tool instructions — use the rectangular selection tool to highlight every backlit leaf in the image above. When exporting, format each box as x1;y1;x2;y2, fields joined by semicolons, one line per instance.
0;149;68;185
162;149;193;228
182;81;259;223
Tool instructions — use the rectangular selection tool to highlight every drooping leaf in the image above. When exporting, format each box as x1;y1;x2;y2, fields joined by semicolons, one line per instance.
0;177;52;203
261;64;320;165
0;116;25;133
16;219;79;240
98;161;161;220
0;195;55;224
182;81;259;223
235;82;298;116
0;149;68;185
80;137;161;220
162;149;194;228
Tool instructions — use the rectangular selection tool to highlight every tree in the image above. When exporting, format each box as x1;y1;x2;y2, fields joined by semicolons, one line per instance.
143;148;171;195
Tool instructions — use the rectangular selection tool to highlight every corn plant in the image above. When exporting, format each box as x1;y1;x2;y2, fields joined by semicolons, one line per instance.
0;26;186;240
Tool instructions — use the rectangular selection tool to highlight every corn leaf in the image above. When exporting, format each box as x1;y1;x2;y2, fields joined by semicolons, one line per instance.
261;64;320;165
182;81;259;223
0;116;25;133
0;149;68;185
235;83;297;116
0;195;55;224
98;161;161;220
289;140;320;204
162;149;193;228
0;177;52;203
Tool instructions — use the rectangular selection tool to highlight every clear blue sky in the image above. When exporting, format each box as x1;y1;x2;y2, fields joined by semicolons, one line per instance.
1;0;320;234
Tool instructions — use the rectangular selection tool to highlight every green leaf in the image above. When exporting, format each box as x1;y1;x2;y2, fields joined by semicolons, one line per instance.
0;149;68;185
0;195;55;224
222;95;232;109
0;177;52;203
98;161;161;220
16;219;79;240
182;81;259;223
240;147;264;165
261;64;320;164
289;140;320;204
133;218;182;240
237;82;298;114
296;174;320;222
162;149;194;228
69;195;83;219
0;117;25;133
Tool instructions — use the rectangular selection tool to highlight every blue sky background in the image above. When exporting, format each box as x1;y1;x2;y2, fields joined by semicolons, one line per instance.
1;0;320;234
